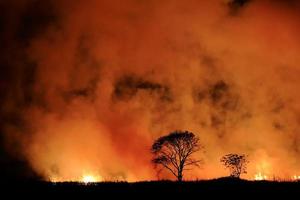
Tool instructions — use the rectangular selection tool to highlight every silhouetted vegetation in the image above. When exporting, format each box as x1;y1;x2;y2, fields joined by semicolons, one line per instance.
220;154;249;178
151;130;204;181
2;179;300;198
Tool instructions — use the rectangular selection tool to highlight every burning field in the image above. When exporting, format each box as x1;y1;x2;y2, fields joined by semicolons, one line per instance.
1;0;300;185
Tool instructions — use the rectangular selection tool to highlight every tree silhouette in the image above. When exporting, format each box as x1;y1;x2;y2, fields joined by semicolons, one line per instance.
151;130;203;181
220;154;249;178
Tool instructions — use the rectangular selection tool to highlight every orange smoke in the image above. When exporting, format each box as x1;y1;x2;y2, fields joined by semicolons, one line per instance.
2;0;300;181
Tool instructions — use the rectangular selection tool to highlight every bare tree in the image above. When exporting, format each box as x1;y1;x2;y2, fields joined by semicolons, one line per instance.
220;154;249;178
151;130;204;181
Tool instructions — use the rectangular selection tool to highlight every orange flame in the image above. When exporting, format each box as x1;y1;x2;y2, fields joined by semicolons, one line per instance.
50;172;102;183
254;172;268;181
82;175;101;183
292;175;300;181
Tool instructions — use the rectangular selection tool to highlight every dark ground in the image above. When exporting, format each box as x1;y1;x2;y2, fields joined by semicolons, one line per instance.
1;177;300;198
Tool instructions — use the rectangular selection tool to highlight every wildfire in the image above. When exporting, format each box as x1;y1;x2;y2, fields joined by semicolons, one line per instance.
254;172;268;181
292;175;300;181
82;175;100;183
50;173;102;183
253;158;271;181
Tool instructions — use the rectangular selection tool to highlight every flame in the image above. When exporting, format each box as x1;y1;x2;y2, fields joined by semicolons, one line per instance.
82;175;99;183
292;175;300;181
254;172;268;181
253;158;272;181
49;172;102;183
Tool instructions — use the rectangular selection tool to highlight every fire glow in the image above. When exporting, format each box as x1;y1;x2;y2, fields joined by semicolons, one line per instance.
292;175;300;181
254;172;268;181
82;175;101;184
50;173;102;183
253;159;272;181
2;0;300;183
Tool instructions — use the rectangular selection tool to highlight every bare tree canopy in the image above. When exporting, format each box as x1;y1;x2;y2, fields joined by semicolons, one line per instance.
151;130;204;181
220;154;249;178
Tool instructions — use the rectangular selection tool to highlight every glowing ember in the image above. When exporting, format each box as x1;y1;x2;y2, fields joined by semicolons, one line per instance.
254;172;268;181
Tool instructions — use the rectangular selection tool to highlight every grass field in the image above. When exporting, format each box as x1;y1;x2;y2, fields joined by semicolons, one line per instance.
2;177;300;198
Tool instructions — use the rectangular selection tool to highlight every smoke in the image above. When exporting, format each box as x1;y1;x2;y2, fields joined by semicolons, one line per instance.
1;0;300;181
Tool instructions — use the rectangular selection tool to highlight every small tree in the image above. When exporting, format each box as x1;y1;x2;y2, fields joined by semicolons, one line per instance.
220;154;249;178
151;130;204;181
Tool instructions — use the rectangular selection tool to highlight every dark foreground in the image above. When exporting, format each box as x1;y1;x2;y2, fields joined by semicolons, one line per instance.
2;178;300;198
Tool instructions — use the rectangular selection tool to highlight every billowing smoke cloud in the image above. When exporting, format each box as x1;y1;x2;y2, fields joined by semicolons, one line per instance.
1;0;300;181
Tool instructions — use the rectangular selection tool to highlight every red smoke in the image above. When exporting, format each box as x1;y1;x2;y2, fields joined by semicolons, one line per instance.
2;0;300;181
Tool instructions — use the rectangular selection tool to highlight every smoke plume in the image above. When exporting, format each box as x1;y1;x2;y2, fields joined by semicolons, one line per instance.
1;0;300;181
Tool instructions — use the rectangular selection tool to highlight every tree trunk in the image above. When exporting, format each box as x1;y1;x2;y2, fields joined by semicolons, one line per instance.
178;175;182;182
178;170;183;182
